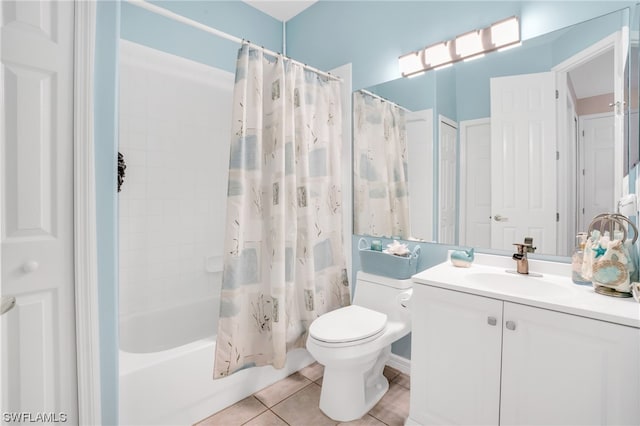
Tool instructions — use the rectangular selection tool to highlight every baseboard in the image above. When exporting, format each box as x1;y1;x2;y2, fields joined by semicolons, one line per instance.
387;353;410;375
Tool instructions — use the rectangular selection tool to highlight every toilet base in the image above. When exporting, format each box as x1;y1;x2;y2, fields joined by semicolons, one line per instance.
318;345;391;422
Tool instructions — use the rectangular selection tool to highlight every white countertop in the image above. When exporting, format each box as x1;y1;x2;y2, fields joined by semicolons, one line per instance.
412;252;640;328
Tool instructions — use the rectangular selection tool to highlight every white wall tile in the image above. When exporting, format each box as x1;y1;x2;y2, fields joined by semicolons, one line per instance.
119;43;233;319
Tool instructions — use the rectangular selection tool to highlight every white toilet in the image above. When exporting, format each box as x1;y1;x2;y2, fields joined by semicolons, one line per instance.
306;271;413;422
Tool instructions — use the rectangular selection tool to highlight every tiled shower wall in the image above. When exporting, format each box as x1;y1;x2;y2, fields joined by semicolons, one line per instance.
118;40;233;318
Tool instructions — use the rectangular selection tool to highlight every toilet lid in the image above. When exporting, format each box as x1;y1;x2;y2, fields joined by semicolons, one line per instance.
309;305;387;344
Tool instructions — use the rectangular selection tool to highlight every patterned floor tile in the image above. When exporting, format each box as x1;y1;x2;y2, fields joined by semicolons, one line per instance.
242;410;289;426
337;414;387;425
382;365;401;382
298;362;324;382
196;396;267;425
393;372;410;389
270;383;336;426
254;372;312;408
368;382;410;426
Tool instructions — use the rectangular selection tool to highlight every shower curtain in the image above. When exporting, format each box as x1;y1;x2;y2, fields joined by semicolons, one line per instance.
214;45;350;378
353;90;410;238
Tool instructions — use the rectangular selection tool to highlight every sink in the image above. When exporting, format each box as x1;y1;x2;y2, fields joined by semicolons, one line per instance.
465;272;575;298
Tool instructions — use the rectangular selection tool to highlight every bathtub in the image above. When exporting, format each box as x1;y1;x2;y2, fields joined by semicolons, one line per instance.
119;299;315;425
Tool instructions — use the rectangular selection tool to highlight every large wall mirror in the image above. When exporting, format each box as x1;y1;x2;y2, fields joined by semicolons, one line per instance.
353;7;636;258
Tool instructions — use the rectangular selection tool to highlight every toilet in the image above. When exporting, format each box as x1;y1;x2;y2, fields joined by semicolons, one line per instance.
306;271;413;422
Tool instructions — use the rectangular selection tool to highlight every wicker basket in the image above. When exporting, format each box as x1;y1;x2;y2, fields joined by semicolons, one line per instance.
358;238;420;279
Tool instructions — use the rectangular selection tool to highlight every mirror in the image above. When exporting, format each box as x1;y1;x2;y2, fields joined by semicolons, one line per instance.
353;8;632;257
628;5;640;172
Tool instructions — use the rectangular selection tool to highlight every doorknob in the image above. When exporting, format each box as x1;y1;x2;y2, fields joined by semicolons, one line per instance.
493;214;509;222
1;296;16;315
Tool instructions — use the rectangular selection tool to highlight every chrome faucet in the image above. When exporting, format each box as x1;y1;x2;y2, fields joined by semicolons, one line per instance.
512;243;532;274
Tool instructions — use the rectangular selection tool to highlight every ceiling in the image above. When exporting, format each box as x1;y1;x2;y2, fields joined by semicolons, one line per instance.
568;48;614;99
243;0;318;22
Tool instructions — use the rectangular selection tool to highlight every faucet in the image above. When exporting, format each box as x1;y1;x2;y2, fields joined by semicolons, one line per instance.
512;243;532;274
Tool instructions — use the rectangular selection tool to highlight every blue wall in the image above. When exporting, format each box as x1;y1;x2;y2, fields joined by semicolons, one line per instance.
368;71;435;112
287;1;634;91
121;0;282;73
453;42;552;121
95;1;120;423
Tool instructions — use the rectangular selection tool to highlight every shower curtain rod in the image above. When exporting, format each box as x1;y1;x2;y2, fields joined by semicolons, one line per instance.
126;0;342;82
358;89;411;113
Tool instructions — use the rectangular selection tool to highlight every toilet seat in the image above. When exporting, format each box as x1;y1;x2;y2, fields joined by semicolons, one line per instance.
309;305;387;345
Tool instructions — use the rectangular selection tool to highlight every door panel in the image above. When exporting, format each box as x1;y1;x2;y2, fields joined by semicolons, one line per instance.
439;118;457;244
490;72;557;253
501;302;640;425
580;114;615;230
407;109;433;241
460;119;491;247
1;0;77;421
410;285;502;425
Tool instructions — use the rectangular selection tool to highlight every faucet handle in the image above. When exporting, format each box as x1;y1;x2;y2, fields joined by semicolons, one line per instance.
512;243;532;254
523;237;536;253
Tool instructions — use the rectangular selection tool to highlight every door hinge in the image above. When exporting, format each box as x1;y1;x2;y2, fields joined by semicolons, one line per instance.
556;212;560;222
555;89;559;99
582;130;585;137
556;151;560;160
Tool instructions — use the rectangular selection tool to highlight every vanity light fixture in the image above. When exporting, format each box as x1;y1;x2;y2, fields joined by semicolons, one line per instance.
399;51;425;77
399;16;520;77
424;41;453;69
491;16;520;49
455;30;484;59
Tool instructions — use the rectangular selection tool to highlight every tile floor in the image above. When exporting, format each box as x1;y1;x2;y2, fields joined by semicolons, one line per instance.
195;364;410;426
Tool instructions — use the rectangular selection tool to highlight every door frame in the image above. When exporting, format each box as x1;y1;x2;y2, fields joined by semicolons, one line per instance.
73;1;102;423
0;0;100;422
459;117;491;246
552;31;625;221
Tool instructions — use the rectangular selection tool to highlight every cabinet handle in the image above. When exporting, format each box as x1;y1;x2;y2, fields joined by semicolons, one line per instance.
487;316;497;326
505;320;516;331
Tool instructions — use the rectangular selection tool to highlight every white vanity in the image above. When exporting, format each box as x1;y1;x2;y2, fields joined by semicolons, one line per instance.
408;252;640;426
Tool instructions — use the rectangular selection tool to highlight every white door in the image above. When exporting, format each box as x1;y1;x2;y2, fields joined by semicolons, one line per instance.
406;109;433;241
501;302;640;425
460;118;491;248
1;1;78;422
410;285;503;425
490;72;557;253
579;113;615;231
438;117;457;244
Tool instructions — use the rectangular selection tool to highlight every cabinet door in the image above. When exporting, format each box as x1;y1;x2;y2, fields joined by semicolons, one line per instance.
410;285;503;425
501;302;640;425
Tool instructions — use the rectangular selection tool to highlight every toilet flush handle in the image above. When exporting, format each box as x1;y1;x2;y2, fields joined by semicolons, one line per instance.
397;289;413;308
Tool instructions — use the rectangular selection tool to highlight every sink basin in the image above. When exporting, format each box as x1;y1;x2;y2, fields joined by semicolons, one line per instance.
465;272;575;298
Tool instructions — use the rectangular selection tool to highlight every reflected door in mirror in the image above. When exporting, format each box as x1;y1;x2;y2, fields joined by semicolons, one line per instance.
490;72;557;253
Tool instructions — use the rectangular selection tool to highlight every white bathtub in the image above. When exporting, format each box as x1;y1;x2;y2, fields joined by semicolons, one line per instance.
119;299;315;425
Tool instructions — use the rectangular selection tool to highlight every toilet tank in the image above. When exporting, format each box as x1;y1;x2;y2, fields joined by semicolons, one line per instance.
352;271;413;320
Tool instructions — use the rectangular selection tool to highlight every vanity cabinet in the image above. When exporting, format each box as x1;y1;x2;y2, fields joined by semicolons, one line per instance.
410;284;640;426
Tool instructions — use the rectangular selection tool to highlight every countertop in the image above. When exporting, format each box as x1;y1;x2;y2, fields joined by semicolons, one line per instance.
412;252;640;328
